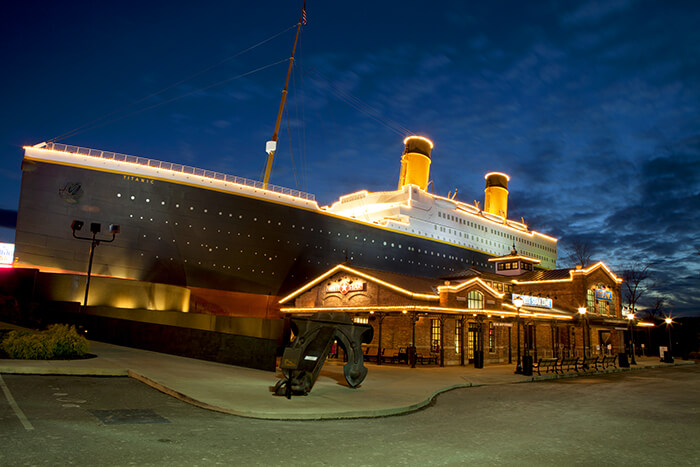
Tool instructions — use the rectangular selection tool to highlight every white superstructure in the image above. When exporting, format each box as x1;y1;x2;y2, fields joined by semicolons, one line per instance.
326;184;557;269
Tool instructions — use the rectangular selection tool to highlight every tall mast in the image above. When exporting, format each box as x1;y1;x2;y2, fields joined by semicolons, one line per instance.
263;3;305;190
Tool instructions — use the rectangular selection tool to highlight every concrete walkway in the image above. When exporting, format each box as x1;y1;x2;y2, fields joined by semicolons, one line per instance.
0;324;694;420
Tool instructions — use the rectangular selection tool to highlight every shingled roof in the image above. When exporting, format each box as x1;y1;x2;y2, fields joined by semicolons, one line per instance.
515;269;574;282
348;265;440;295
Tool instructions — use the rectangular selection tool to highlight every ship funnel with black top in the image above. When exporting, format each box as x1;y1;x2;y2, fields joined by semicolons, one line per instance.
484;172;510;219
398;136;433;191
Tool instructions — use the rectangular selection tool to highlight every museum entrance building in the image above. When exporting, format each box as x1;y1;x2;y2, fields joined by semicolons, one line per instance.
279;251;630;368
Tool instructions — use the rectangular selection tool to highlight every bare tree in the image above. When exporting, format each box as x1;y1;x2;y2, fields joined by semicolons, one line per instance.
622;263;652;316
566;240;593;268
641;296;667;320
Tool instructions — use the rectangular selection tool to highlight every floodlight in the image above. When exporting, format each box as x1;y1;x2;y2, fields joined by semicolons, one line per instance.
71;220;84;231
90;223;101;234
109;224;120;234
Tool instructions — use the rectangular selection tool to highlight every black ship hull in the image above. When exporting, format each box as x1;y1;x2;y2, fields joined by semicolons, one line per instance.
15;158;494;307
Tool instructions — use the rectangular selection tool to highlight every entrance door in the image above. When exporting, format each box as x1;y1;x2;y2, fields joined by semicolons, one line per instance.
468;325;479;362
599;330;612;355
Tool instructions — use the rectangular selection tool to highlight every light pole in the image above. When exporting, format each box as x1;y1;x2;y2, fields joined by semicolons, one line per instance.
71;220;120;310
578;307;587;357
513;296;524;374
664;317;673;363
627;311;637;365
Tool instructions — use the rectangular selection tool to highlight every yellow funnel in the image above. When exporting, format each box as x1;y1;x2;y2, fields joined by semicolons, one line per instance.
484;172;510;218
398;136;433;191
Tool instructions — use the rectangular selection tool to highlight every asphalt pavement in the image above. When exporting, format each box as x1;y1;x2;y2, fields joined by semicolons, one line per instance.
0;322;694;420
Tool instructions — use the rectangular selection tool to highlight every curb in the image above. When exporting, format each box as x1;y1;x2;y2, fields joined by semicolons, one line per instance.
1;359;695;421
0;365;128;377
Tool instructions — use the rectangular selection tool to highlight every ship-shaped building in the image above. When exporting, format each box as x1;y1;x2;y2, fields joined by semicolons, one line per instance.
14;136;557;319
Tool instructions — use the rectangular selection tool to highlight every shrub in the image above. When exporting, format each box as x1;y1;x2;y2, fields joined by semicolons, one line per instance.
1;324;89;359
46;324;89;358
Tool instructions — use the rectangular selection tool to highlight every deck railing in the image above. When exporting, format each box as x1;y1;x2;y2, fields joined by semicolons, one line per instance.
42;142;316;201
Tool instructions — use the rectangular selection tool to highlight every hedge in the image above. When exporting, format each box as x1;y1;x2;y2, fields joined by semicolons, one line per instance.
1;324;89;359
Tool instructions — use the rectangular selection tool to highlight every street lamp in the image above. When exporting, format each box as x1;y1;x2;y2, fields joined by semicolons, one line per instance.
578;307;587;357
71;220;120;310
513;296;524;374
664;317;674;363
627;311;637;365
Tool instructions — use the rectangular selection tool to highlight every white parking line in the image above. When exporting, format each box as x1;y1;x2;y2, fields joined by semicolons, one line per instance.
0;375;34;431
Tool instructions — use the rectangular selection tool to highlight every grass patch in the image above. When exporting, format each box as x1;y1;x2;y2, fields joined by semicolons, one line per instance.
1;324;89;360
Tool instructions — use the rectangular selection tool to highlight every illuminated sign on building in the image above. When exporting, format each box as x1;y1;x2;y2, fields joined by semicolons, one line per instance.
0;242;14;267
512;293;552;309
327;280;366;295
596;289;613;301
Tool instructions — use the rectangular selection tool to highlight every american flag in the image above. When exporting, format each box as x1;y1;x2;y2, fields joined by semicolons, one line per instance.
302;2;307;25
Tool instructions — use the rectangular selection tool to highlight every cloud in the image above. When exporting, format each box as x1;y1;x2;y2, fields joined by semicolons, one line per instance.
561;0;635;26
212;120;231;129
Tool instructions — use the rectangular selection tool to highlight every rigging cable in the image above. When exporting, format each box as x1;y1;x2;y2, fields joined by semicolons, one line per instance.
54;58;290;142
306;69;414;137
50;24;298;143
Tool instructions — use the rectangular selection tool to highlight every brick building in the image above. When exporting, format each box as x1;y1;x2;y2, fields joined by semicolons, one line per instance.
279;251;629;368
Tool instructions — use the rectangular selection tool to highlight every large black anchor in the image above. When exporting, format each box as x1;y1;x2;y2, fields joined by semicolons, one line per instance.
274;312;374;398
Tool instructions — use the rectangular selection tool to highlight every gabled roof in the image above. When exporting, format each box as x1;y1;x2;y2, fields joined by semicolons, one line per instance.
348;265;439;295
278;263;439;304
437;277;505;298
513;261;623;285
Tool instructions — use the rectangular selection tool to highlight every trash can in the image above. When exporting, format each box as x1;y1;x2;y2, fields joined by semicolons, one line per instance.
474;350;484;369
618;352;629;368
522;355;533;376
407;346;417;367
664;352;674;363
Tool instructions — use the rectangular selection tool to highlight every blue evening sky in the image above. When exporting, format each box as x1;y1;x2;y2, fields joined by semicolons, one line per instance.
1;1;698;315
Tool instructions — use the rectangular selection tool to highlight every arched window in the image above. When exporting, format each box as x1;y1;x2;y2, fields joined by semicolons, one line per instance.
467;290;483;309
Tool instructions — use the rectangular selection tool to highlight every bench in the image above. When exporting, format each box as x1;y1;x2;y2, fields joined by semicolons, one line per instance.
600;355;617;369
416;352;439;365
533;358;559;375
381;349;398;364
580;356;599;372
363;348;384;363
558;357;580;373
